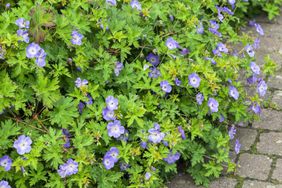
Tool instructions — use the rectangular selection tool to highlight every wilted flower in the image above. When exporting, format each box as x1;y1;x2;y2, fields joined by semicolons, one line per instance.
234;139;241;154
247;75;258;84
0;156;12;171
120;162;130;171
17;29;29;43
188;73;201;88
114;62;124;76
208;98;219;113
35;48;47;67
228;126;236;140
13;135;32;155
58;159;78;178
160;81;172;93
196;21;204;34
254;23;264;35
180;48;189;55
253;38;260;49
140;141;147;149
148;67;161;78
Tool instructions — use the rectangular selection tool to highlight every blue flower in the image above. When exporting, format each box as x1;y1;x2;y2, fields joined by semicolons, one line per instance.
247;75;258;84
229;86;239;100
250;102;261;114
178;126;186;139
71;30;84;45
102;107;116;121
106;0;117;6
234;139;241;154
62;129;71;148
148;67;161;78
160;81;172;93
253;38;260;49
105;147;119;163
140;141;147;149
214;42;228;56
228;126;236;140
15;18;30;29
188;73;201;88
146;53;160;66
250;62;260;75
0;155;12;171
257;80;267;97
26;43;41;59
180;48;189;55
228;0;236;8
245;44;255;57
148;123;165;144
78;102;85;114
114;62;124;76
145;172;152;180
13;135;32;155
163;152;180;164
130;0;142;10
196;93;204;105
106;96;119;111
209;20;221;37
174;78;181;86
35;48;47;67
208;98;219;113
75;77;88;88
0;180;11;188
107;120;125;138
196;21;204;34
17;29;29;43
103;155;115;170
165;37;179;50
58;159;78;178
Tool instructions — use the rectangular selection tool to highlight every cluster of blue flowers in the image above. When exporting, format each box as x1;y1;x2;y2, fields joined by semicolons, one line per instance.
15;18;30;43
26;42;47;67
103;147;120;170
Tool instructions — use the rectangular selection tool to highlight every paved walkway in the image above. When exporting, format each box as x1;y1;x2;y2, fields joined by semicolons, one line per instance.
168;15;282;188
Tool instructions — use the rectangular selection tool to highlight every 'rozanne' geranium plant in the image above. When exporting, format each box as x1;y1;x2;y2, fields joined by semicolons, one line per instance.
0;0;276;187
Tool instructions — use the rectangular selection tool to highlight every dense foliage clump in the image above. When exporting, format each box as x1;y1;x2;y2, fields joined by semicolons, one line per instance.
0;0;277;187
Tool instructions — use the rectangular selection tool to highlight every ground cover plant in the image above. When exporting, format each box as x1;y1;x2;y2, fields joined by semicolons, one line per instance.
0;0;277;187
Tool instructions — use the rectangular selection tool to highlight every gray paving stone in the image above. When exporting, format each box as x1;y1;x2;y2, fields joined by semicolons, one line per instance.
258;37;282;53
209;177;237;188
257;132;282;156
257;132;282;155
242;180;282;188
231;128;257;151
167;174;200;188
236;153;272;180
253;109;282;131
272;90;282;109
268;72;282;90
272;159;282;182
